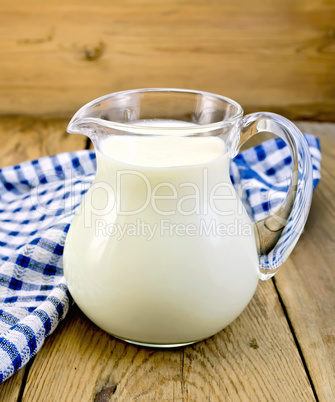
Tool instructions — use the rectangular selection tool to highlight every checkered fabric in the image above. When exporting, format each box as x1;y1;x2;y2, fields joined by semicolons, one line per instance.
0;134;321;383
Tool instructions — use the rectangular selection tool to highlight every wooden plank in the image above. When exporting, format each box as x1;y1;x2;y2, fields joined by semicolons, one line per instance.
0;117;86;397
0;0;334;120
21;283;315;401
0;117;87;166
0;367;26;402
273;122;335;401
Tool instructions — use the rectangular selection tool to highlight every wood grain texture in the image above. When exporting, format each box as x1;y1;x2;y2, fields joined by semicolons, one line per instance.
273;122;335;401
22;281;314;401
0;117;87;166
0;367;26;402
0;0;334;120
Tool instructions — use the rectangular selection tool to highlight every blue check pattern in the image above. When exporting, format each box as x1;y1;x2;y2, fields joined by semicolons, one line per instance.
0;134;321;383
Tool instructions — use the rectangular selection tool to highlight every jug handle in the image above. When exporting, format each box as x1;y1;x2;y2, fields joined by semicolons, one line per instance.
237;112;313;280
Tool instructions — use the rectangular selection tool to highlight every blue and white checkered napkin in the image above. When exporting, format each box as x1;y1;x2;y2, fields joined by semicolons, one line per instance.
0;134;321;383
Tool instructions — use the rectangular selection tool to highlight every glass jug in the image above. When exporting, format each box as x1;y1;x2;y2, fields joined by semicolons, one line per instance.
63;89;313;347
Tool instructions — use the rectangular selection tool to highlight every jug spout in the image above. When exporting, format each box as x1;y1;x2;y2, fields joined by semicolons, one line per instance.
67;112;129;144
67;91;144;141
67;116;95;138
67;96;104;138
67;115;111;142
67;104;118;142
67;113;143;145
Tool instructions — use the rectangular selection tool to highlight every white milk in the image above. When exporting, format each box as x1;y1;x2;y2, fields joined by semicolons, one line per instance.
63;120;259;345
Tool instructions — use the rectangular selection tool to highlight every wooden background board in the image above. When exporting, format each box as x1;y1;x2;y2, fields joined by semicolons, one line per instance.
0;0;334;120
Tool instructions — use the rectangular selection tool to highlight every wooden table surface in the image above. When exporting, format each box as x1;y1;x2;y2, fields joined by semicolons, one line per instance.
0;119;334;401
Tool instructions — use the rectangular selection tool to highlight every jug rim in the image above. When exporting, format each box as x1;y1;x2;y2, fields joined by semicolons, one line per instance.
67;88;244;136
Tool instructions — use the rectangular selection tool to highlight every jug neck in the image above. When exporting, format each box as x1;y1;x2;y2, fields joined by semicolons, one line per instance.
67;89;244;156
